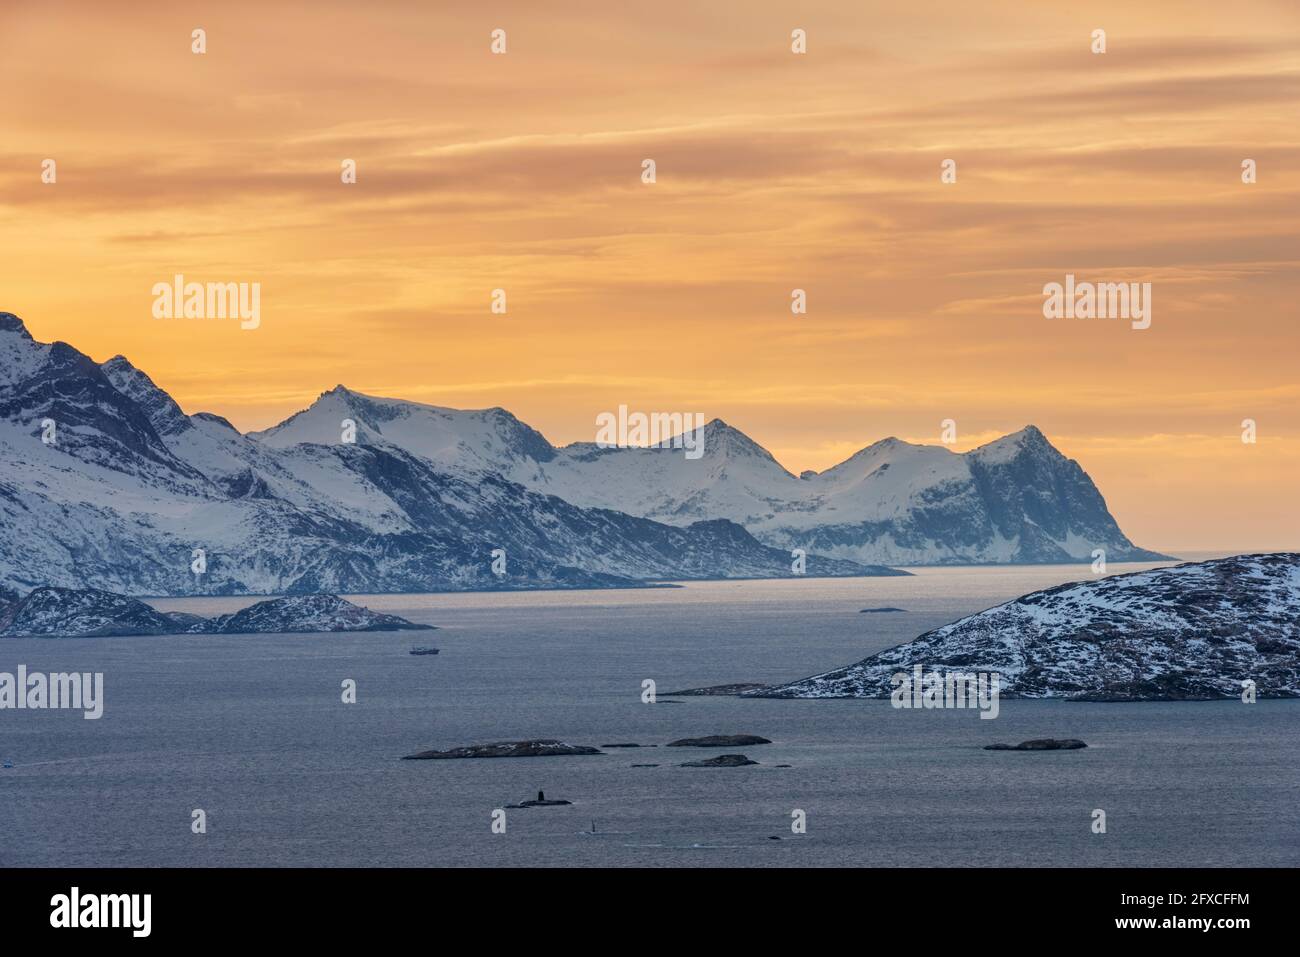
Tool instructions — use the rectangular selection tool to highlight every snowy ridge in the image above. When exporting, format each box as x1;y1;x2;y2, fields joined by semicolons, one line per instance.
261;384;1165;566
750;554;1300;700
0;313;896;595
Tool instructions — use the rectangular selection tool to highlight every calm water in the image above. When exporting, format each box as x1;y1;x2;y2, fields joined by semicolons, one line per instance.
2;563;1297;867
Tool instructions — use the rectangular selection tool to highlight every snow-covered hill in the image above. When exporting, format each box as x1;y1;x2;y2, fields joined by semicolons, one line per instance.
751;553;1300;700
0;313;893;595
266;384;1165;565
0;587;431;636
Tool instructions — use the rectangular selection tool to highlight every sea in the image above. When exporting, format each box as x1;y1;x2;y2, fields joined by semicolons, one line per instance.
2;561;1297;867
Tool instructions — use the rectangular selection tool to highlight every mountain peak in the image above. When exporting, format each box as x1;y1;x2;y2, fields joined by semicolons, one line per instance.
703;418;759;443
703;418;783;463
971;424;1057;463
869;436;929;453
1007;424;1047;444
0;312;50;387
99;355;193;437
832;435;924;468
0;312;32;339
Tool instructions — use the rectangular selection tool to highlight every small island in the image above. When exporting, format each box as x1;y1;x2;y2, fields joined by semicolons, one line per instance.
0;586;433;638
666;734;771;748
401;740;602;760
984;739;1087;751
680;754;759;768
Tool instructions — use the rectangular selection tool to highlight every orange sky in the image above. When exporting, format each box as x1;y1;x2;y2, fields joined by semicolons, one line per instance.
1;0;1297;552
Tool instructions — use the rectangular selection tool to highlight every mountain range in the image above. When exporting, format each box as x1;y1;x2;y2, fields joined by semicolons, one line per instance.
0;311;1163;596
253;374;1167;566
0;312;892;595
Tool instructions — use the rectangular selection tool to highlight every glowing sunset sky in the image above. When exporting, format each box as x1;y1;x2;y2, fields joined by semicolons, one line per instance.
1;0;1297;552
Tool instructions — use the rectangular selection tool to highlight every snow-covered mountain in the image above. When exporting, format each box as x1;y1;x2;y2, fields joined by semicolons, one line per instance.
268;385;1166;565
751;553;1300;700
0;313;892;595
253;385;558;480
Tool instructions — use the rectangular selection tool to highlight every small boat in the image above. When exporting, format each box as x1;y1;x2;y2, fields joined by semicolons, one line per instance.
409;646;440;656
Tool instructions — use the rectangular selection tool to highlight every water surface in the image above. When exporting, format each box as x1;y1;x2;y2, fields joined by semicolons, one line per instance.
2;564;1296;867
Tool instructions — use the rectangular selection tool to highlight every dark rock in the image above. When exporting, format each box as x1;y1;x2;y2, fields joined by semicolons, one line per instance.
984;738;1087;751
515;789;571;807
679;753;758;767
860;607;907;613
666;734;772;748
401;739;602;760
409;646;440;655
630;763;659;768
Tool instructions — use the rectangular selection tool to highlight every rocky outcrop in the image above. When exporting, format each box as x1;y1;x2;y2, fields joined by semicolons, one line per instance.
984;739;1087;751
665;734;772;747
680;754;758;767
401;740;602;760
508;790;572;807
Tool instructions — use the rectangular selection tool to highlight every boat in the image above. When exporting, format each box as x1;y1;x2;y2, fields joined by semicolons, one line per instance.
409;646;440;656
